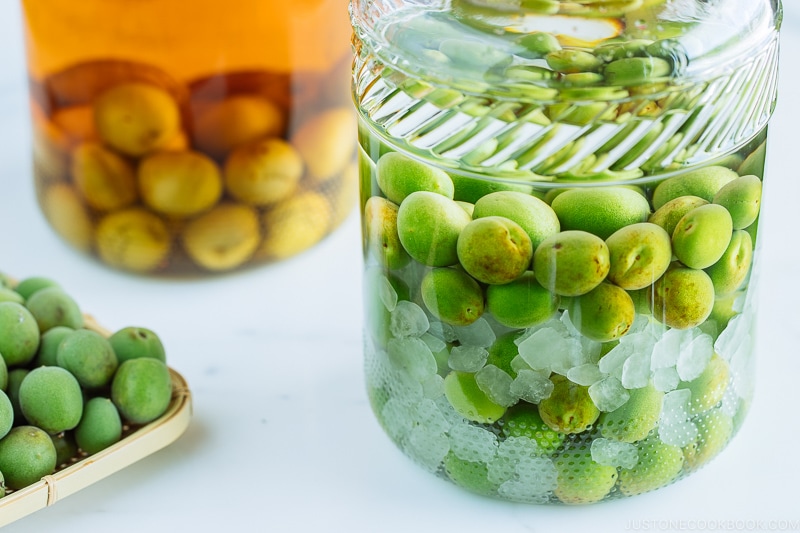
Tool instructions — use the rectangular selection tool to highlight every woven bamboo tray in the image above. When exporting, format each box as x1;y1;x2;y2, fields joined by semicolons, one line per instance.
0;315;193;528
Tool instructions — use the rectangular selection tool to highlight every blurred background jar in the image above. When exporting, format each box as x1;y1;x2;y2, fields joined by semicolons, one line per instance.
21;0;357;275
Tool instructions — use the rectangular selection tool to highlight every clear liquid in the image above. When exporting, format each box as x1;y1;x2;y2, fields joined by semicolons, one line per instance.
353;1;780;182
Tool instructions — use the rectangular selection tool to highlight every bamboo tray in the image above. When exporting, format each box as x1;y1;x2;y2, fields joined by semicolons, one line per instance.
0;316;193;528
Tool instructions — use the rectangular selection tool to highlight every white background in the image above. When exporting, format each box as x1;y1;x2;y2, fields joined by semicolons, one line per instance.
0;2;798;532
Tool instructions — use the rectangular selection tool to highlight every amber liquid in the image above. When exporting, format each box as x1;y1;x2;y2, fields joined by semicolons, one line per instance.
21;0;358;276
22;0;353;79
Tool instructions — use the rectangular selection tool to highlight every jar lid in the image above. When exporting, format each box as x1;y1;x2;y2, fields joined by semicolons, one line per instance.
352;0;783;181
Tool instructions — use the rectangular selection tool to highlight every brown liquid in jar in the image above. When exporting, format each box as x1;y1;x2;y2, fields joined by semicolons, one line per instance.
22;0;357;275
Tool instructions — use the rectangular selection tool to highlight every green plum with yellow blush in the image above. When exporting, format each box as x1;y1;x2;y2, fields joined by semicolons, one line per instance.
704;229;753;295
457;216;532;285
606;222;672;291
568;282;635;342
672;204;733;270
364;196;411;270
486;271;559;328
532;230;610;297
538;374;600;434
397;191;472;267
421;268;484;326
649;264;715;329
648;195;709;236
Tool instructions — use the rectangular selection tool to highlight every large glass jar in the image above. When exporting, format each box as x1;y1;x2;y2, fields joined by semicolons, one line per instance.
21;0;357;275
352;0;782;504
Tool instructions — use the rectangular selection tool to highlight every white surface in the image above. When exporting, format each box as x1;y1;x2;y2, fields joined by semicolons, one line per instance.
1;2;799;532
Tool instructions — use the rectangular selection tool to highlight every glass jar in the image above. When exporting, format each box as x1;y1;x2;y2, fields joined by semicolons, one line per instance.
351;0;782;504
21;0;357;275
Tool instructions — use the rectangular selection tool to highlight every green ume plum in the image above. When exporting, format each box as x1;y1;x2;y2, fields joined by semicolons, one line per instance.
376;152;455;204
606;222;672;290
712;174;762;230
0;426;57;490
444;371;506;424
683;410;734;470
550;187;651;240
57;329;119;389
532;230;610;297
451;174;534;204
108;326;167;363
421;268;484;326
598;384;664;443
442;453;498;496
650;265;715;329
677;354;730;415
652;166;738;209
24;286;83;332
648;195;710;236
619;436;684;496
456;216;533;285
704;230;753;296
485;331;524;377
13;276;59;300
502;403;565;454
35;326;75;367
554;445;618;504
19;366;83;434
111;358;173;425
364;196;411;270
538;375;600;434
473;191;560;250
486;271;559;328
75;397;123;454
672;204;733;270
0;391;13;441
50;431;79;468
0;302;40;367
568;282;635;342
6;369;28;422
396;191;472;267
